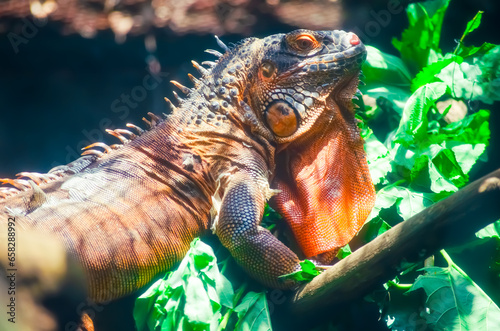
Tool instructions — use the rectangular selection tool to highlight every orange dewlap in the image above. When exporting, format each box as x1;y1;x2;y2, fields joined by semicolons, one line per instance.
271;109;376;258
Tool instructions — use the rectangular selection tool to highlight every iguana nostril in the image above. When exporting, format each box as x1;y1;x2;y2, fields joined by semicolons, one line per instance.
349;33;361;45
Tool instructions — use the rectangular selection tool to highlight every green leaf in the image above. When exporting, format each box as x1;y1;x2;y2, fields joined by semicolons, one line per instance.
457;42;497;59
409;263;500;330
361;84;411;115
234;292;272;331
476;220;500;240
134;279;167;331
299;260;321;277
216;273;235;309
461;11;484;43
184;276;213;327
261;204;282;230
435;61;483;101
234;292;259;318
392;0;451;71
392;187;438;220
364;129;392;185
278;260;320;282
438;108;490;145
391;106;489;193
162;288;183;330
450;143;487;174
409;154;429;183
363;46;412;86
431;149;467;188
190;239;215;271
336;244;352;260
394;82;448;146
358;3;498;330
365;186;402;223
419;109;490;184
133;238;234;331
410;56;459;91
428;158;459;193
361;185;407;242
368;186;438;222
437;46;500;104
360;216;392;243
391;143;418;171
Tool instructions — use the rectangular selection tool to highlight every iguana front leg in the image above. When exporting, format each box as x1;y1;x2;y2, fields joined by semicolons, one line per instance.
215;170;301;288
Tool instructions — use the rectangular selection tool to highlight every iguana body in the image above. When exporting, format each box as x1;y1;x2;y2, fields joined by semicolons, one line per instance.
0;30;375;303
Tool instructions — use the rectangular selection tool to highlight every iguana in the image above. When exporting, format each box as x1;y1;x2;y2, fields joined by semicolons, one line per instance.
0;29;375;305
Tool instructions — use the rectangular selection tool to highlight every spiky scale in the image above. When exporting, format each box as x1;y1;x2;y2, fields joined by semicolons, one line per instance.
81;142;113;154
170;80;192;95
106;129;129;143
0;178;30;190
202;61;217;68
191;60;209;76
16;172;44;185
205;49;223;58
81;149;105;157
126;123;145;135
114;129;136;140
214;35;229;52
163;97;177;113
172;91;184;104
17;172;57;184
146;112;161;127
0;187;18;198
147;112;161;123
26;180;47;212
142;117;152;128
188;73;200;86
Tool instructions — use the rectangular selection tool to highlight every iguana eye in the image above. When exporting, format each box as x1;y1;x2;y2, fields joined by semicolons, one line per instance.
265;101;298;137
290;34;319;52
260;62;276;79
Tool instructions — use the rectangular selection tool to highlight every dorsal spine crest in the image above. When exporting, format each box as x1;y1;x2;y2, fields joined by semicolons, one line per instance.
0;35;247;201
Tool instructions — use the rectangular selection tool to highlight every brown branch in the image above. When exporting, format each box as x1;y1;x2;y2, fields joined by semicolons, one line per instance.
289;168;500;315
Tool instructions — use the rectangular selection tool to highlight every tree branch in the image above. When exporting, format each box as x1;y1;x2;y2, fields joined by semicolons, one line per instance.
289;168;500;315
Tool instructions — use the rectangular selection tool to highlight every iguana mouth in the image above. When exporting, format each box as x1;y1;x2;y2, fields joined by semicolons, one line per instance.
327;72;361;112
289;44;365;112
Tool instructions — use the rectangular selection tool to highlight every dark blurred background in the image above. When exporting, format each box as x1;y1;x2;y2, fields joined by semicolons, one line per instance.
0;0;499;330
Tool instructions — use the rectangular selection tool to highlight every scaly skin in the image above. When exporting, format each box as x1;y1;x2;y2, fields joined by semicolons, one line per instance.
0;29;375;302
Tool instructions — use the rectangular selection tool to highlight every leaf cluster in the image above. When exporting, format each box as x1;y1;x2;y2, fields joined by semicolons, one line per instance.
357;1;500;330
134;239;271;331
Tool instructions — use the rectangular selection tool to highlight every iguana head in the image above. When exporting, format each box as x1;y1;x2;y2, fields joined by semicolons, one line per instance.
242;29;366;144
218;29;375;259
